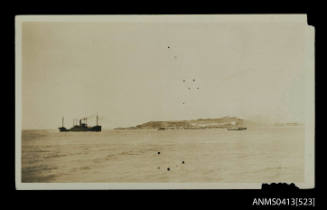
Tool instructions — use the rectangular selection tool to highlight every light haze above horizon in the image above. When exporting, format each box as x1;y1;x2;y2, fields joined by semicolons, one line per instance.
21;19;307;129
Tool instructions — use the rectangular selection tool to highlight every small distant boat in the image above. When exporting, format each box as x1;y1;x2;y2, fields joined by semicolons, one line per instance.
58;114;101;132
158;127;166;131
227;127;247;131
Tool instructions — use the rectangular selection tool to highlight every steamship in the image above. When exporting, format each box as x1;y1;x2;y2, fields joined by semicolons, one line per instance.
58;114;101;132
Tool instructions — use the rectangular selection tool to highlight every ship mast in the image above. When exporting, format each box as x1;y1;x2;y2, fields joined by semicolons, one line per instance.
96;113;98;126
62;117;64;127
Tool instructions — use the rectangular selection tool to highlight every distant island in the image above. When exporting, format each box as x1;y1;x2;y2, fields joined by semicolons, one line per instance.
114;117;304;130
115;116;246;130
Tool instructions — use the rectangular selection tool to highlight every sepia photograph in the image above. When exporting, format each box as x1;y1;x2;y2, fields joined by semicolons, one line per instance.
15;15;314;189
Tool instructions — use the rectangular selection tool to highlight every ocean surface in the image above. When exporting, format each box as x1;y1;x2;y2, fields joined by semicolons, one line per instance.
21;126;304;183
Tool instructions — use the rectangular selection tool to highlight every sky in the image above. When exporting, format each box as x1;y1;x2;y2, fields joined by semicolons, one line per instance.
21;18;308;129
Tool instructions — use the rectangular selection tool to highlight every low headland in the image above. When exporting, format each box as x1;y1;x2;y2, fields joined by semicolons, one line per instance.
115;116;247;130
114;116;303;130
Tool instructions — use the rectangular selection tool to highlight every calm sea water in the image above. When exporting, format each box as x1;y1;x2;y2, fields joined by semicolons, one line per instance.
21;127;304;183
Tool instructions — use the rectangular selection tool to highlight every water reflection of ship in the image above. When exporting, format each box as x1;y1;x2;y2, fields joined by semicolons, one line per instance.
58;114;101;132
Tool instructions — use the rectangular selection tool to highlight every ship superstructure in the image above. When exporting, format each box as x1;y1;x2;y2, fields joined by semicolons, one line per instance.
58;114;101;132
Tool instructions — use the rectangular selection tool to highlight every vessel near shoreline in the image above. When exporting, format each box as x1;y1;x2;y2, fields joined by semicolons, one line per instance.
58;114;101;132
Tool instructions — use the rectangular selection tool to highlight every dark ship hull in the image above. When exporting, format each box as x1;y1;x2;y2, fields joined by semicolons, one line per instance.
69;125;101;132
58;125;101;132
59;127;69;132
